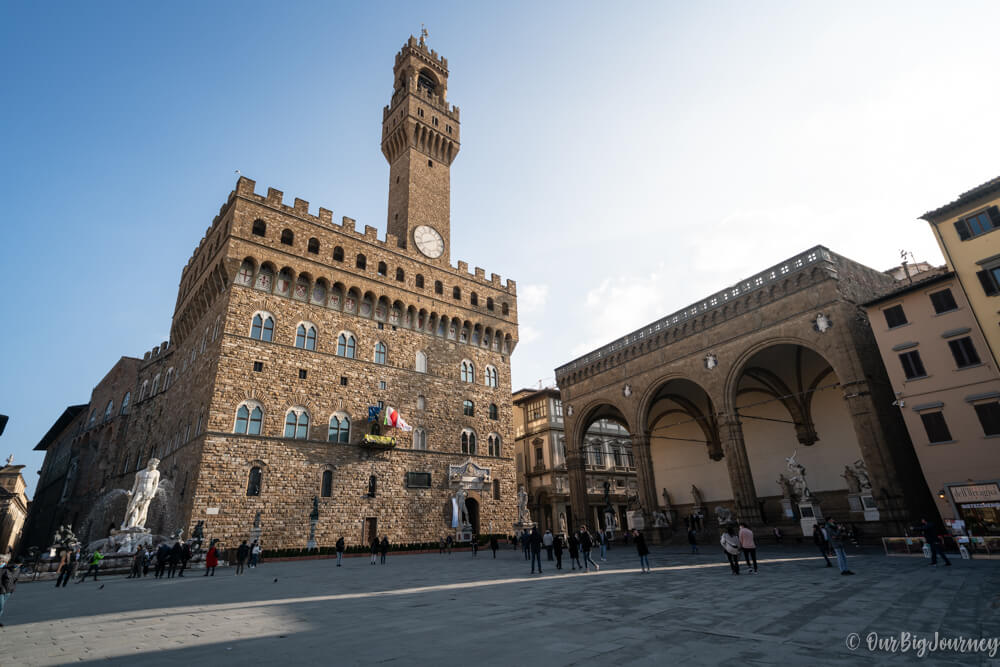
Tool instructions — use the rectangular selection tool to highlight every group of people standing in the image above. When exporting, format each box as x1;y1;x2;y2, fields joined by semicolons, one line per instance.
520;525;603;574
811;518;855;575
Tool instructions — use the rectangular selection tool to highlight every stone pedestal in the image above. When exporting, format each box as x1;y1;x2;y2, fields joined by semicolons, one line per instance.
626;510;645;530
109;527;152;554
306;518;318;551
781;498;796;519
798;500;823;535
847;493;864;514
861;495;880;521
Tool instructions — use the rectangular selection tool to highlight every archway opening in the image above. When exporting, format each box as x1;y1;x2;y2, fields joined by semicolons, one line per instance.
465;497;480;536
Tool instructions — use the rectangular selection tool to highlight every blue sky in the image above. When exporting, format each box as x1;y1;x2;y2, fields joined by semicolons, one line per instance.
3;1;999;495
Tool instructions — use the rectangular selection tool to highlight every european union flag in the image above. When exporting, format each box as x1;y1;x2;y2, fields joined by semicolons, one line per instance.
368;406;381;422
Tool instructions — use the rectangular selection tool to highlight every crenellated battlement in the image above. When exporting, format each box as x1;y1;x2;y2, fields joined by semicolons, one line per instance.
397;35;448;72
231;177;516;293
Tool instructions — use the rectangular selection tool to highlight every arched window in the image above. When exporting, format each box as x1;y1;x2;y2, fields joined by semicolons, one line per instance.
328;413;350;443
103;400;114;422
247;466;262;496
377;261;387;276
165;368;174;389
356;254;367;270
463;400;474;417
471;292;478;306
333;246;344;262
284;408;310;439
485;366;498;388
120;391;131;415
374;342;387;365
251;313;275;342
417;395;426;410
280;229;294;245
252;219;266;236
413;427;427;450
415;274;425;288
453;286;461;300
460;360;475;383
233;402;263;435
337;333;356;358
296;323;317;350
434;280;443;295
489;403;498;420
461;429;477;455
502;302;509;315
488;433;502;457
308;237;320;254
139;381;149;402
395;268;404;282
415;351;427;373
321;470;333;497
151;374;161;395
487;297;494;311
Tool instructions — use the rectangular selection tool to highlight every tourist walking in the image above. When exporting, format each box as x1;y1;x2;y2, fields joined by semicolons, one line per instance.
738;522;758;574
633;529;651;573
446;534;453;554
439;536;446;555
529;527;543;574
180;542;192;576
688;528;699;554
70;547;82;580
56;549;73;587
471;536;479;558
579;526;599;571
773;527;783;544
599;530;608;561
720;526;741;575
553;533;564;569
379;536;389;565
167;541;182;578
127;546;144;580
490;535;499;559
0;560;16;627
370;537;379;565
812;524;832;567
236;540;250;575
522;529;531;561
78;550;104;583
249;540;264;568
336;537;345;566
543;529;554;561
203;542;218;576
825;518;854;575
154;543;169;579
568;532;582;570
920;518;952;567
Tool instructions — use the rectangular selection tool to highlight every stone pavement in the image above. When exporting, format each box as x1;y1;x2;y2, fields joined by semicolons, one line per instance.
1;545;998;666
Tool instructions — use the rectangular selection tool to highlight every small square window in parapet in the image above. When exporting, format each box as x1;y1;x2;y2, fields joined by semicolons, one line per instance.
253;362;263;372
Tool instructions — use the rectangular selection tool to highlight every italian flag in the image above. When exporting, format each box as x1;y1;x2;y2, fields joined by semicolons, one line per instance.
383;406;413;432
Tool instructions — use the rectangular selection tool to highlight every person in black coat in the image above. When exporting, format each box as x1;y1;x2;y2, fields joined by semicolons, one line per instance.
336;537;345;567
167;541;183;578
920;518;951;566
0;562;16;627
567;533;582;570
154;543;170;579
529;527;543;574
370;537;379;565
179;542;192;576
235;540;250;575
379;536;389;565
633;529;651;573
489;535;499;559
553;533;564;570
579;526;599;571
812;524;832;567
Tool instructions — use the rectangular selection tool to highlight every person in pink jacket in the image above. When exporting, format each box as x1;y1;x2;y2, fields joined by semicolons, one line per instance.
738;522;758;574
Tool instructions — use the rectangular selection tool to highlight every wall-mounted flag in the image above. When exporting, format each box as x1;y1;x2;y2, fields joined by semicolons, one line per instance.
383;407;413;432
367;406;381;422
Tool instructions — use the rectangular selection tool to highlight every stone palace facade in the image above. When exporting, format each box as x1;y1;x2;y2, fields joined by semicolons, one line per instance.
24;36;519;551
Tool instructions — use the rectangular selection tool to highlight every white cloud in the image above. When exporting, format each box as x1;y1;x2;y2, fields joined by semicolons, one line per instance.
518;283;549;314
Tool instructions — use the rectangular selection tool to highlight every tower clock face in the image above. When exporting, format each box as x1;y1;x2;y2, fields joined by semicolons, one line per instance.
413;225;444;258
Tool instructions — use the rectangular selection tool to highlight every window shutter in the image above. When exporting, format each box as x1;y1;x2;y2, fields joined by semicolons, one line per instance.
988;206;1000;230
954;219;971;240
977;269;1000;296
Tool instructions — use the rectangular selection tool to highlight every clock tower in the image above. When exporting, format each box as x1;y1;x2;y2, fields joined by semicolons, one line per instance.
381;34;460;265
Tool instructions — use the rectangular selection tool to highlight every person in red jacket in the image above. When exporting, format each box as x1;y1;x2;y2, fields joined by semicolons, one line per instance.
203;542;219;577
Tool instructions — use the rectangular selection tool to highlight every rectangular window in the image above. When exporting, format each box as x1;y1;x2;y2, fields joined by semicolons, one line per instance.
929;289;958;314
974;402;1000;436
298;369;307;379
954;206;1000;240
340;376;348;386
535;447;544;465
948;337;981;368
379;381;387;390
528;400;547;420
883;304;907;328
253;361;263;372
554;399;563;417
977;266;1000;296
899;350;927;379
405;472;432;488
919;411;953;443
